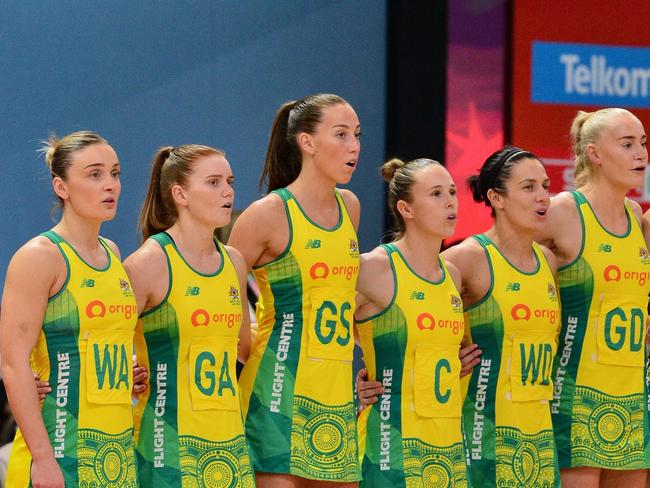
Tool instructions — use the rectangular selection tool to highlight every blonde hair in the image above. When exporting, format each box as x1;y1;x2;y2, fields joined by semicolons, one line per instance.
40;130;108;205
381;157;442;240
571;108;636;187
42;130;108;176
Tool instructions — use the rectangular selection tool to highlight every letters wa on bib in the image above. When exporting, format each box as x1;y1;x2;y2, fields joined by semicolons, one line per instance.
6;231;138;487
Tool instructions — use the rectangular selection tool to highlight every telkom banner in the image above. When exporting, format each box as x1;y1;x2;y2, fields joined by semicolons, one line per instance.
510;1;650;207
532;42;650;108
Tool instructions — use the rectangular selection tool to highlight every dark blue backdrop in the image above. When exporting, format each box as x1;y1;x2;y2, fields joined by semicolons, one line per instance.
0;1;387;283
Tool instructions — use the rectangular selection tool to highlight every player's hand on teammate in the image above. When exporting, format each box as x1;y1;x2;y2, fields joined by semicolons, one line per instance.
132;355;148;397
354;342;482;413
460;343;482;377
355;368;384;412
31;359;148;400
33;372;51;401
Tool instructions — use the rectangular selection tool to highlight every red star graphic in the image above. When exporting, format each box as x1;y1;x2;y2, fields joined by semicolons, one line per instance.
446;102;503;243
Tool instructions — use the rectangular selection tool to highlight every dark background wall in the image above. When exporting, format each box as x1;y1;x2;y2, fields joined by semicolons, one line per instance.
385;2;448;237
0;1;387;283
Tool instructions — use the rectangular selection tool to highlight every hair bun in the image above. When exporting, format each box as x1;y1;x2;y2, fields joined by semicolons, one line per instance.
381;158;405;182
40;134;60;171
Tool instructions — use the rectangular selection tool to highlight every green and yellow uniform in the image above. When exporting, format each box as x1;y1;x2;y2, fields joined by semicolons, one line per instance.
239;188;361;481
357;244;468;487
6;231;138;487
133;233;254;487
551;191;650;469
462;234;560;487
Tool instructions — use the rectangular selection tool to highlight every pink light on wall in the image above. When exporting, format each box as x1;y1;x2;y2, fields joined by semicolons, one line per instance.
445;1;506;242
447;102;502;241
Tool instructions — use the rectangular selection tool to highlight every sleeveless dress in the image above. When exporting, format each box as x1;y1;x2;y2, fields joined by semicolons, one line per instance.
6;231;138;487
133;233;254;486
357;244;469;487
239;188;361;481
551;191;650;469
462;234;560;487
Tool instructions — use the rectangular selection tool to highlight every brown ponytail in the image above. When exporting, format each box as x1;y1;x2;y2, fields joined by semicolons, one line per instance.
259;102;300;193
259;93;349;194
139;147;174;241
139;144;224;241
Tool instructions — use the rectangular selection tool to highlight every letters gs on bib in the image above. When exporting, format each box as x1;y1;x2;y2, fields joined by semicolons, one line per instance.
314;300;352;346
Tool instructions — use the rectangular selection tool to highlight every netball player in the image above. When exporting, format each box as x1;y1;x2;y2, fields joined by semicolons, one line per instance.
355;158;469;486
451;147;560;487
1;131;138;487
125;145;254;486
229;94;362;487
539;108;649;488
359;146;560;487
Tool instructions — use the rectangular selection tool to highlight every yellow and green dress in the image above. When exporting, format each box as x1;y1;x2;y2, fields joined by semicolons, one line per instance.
551;191;650;469
239;188;361;482
357;244;469;487
133;232;254;487
462;234;560;487
6;230;138;487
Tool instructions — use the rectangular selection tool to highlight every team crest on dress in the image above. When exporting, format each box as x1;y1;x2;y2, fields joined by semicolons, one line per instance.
640;247;650;264
119;278;134;297
349;239;359;258
547;283;558;301
229;285;241;305
450;294;463;312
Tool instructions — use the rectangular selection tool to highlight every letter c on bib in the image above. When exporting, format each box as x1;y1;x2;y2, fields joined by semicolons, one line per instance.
434;359;451;403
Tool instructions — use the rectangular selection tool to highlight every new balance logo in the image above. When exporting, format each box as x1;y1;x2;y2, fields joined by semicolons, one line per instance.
597;244;612;253
80;279;95;288
505;282;521;292
305;239;322;249
185;286;200;296
410;291;425;300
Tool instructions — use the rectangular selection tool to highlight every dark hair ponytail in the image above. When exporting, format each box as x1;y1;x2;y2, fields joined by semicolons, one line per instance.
259;93;349;194
259;102;300;193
